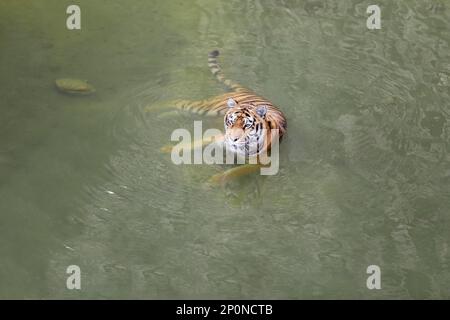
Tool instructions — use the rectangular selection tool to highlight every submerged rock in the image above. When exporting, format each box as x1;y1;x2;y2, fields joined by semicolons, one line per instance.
55;78;95;95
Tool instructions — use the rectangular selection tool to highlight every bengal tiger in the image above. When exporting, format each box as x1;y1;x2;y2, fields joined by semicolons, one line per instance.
152;50;287;185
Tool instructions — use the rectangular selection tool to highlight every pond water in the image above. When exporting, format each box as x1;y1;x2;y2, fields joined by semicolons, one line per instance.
0;0;449;299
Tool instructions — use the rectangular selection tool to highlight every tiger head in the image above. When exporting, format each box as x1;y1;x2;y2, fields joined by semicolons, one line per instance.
224;98;270;157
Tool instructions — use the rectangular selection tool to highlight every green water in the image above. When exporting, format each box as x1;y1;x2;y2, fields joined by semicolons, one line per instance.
1;0;449;299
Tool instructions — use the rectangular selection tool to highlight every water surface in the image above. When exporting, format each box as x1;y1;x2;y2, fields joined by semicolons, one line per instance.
0;0;449;299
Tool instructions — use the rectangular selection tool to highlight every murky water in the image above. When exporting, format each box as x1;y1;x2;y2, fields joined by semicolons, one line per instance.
1;0;449;299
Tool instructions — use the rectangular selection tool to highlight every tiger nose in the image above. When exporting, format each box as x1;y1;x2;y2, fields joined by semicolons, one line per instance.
230;128;243;141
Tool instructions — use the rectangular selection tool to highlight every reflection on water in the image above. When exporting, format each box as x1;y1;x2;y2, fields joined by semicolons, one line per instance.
0;0;449;298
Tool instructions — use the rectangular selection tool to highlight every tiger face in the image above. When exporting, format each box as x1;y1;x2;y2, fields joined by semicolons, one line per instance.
224;98;269;157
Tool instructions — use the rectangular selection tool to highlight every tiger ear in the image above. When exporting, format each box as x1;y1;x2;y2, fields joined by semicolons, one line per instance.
256;105;267;118
227;98;237;108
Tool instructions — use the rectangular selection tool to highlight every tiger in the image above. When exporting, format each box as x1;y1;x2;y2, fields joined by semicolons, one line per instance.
153;50;287;184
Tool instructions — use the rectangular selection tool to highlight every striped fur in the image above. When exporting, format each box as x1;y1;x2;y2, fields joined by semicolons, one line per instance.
207;50;248;92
